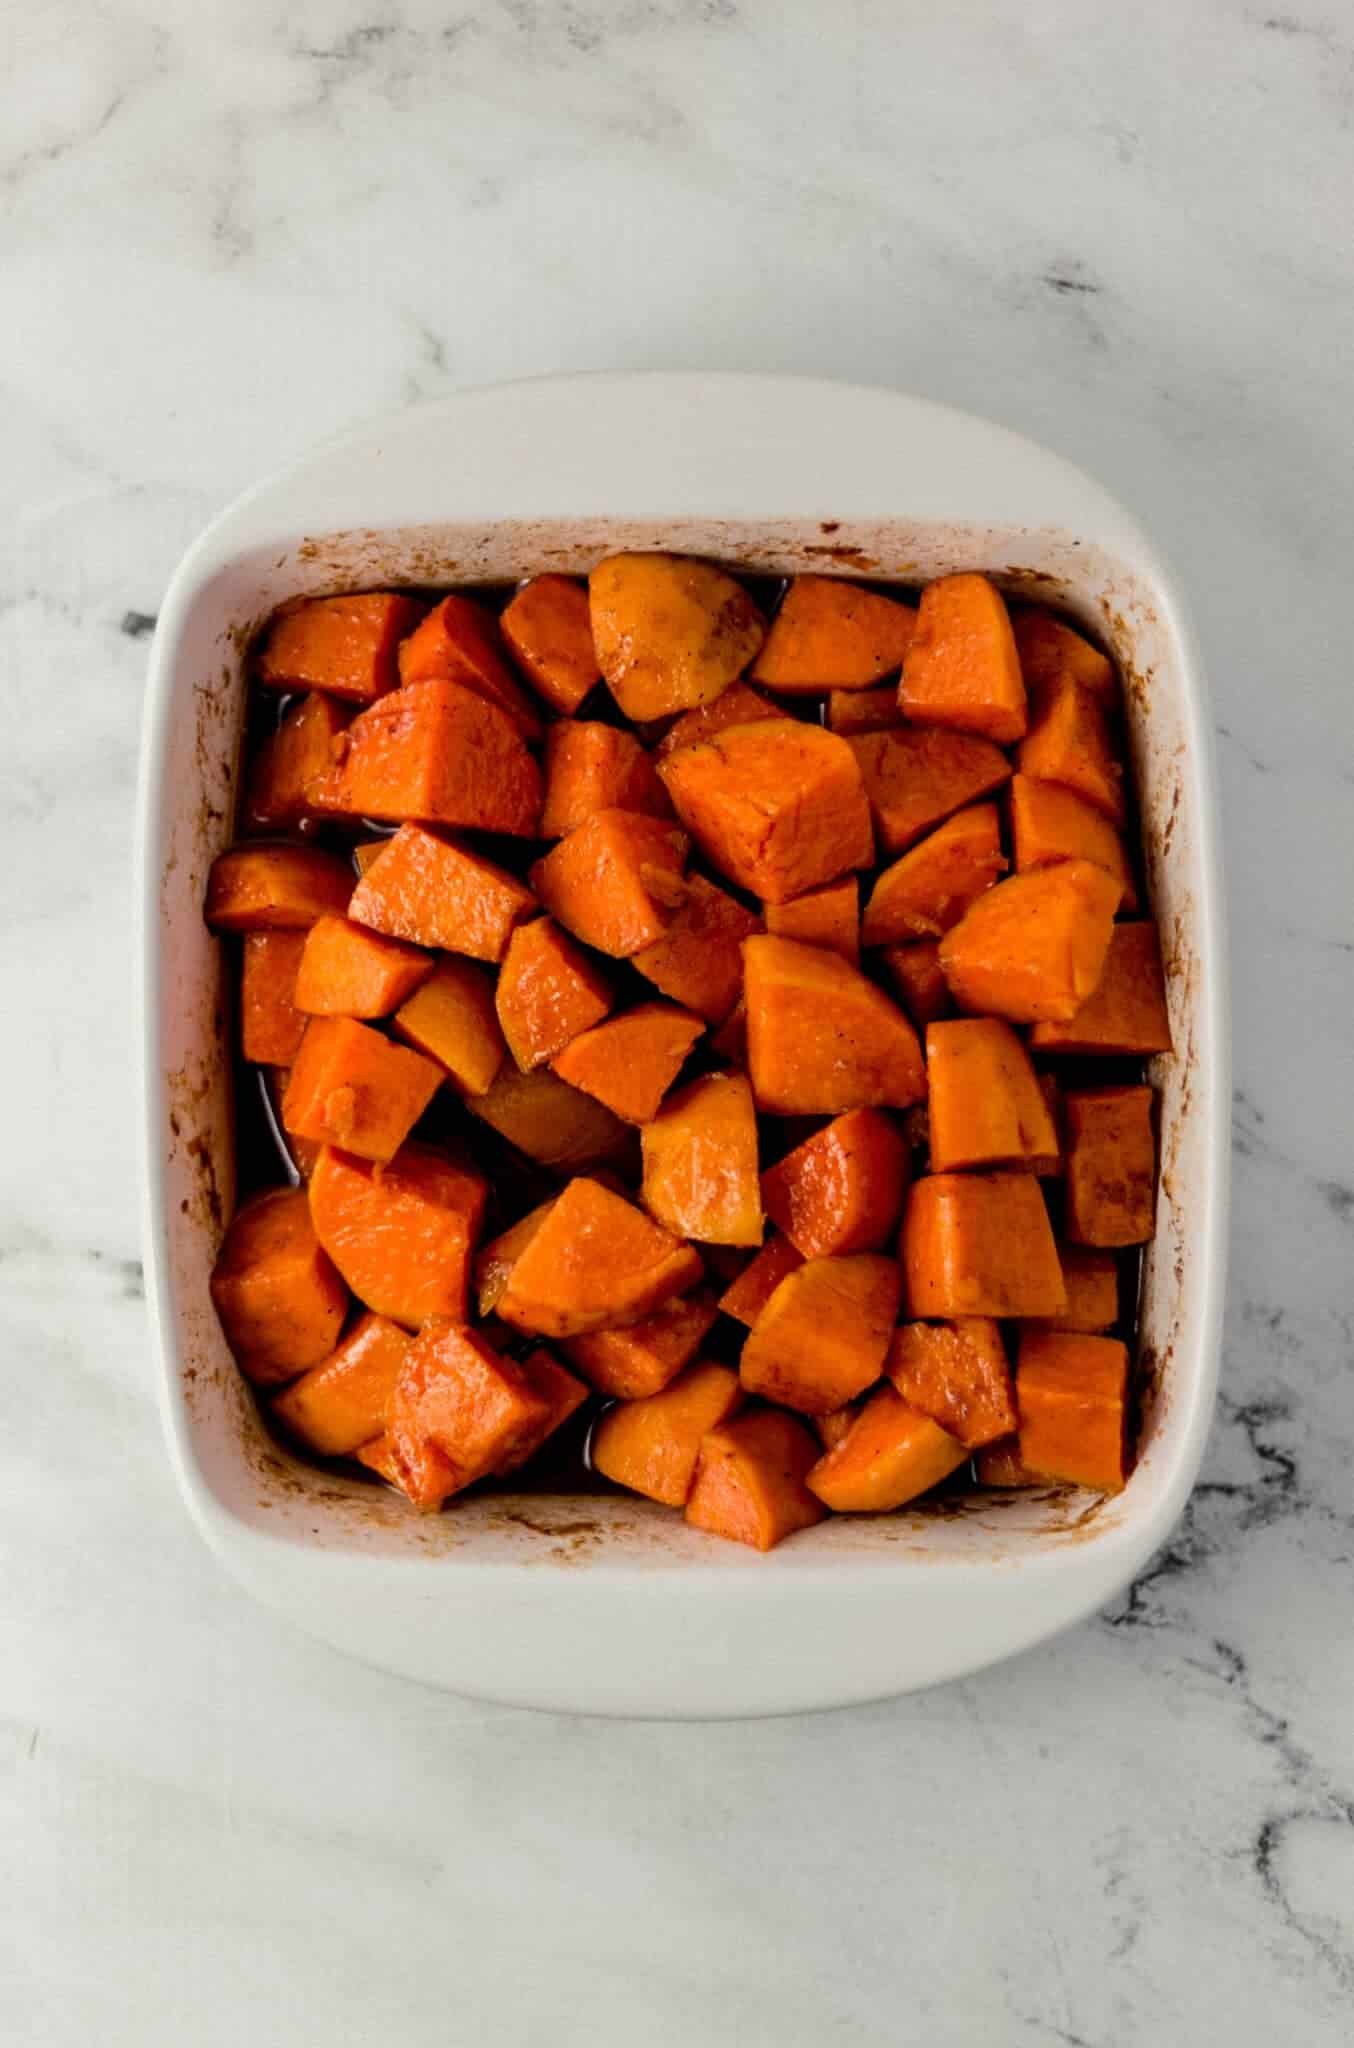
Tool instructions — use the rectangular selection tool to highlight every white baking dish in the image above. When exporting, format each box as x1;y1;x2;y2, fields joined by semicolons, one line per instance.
136;373;1227;1717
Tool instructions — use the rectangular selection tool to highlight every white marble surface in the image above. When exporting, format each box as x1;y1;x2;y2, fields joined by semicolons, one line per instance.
5;2;1353;2041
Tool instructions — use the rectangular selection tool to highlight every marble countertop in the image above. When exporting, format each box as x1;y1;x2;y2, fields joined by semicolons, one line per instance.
6;3;1352;2042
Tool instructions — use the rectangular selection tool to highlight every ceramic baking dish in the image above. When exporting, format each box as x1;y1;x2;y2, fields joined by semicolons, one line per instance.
136;373;1228;1717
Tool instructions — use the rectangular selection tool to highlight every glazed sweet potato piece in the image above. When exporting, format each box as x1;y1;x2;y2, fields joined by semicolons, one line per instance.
806;1386;966;1512
539;721;672;837
709;998;747;1065
591;1363;743;1506
761;1108;909;1258
630;874;760;1023
899;574;1027;742
499;575;598;715
1030;921;1172;1055
209;1187;347;1386
563;1291;720;1398
495;1176;704;1337
750;576;917;690
205;844;353;932
282;1016;442;1163
899;1171;1066;1318
972;1436;1041;1488
388;1323;553;1500
763;877;860;964
1016;1330;1129;1490
740;1253;902;1413
355;1428;459;1511
474;1197;558;1318
352;839;391;877
641;1072;764;1247
925;1018;1059;1172
257;592;422;703
847;727;1011;856
308;1141;488;1326
293;916;432;1020
590;553;766;721
465;1066;633;1171
550;1001;704;1124
1012;608;1116;705
743;934;925;1114
658;720;872;904
271;1311;411;1456
392;957;506;1096
860;803;1006;945
531;809;689;958
884;1318;1016;1447
396;593;543;740
1063;1085;1156;1246
685;1410;826;1551
240;931;308;1065
243;692;351;832
938;859;1121;1023
495;917;614;1072
310;677;542;835
827;685;903;737
1009;774;1137;911
1018;676;1124;824
493;1347;591;1476
814;1403;861;1452
1031;1246;1119;1334
878;939;952;1028
654;681;780;758
349;822;537;964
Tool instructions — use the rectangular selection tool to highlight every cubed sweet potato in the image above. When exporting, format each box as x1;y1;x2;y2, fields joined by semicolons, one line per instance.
761;1108;909;1257
899;574;1026;742
396;593;543;740
495;916;614;1072
257;592;422;703
293;916;432;1019
743;934;925;1114
531;808;689;958
496;1176;704;1337
847;726;1012;856
307;1141;488;1326
631;873;761;1023
352;839;391;876
1031;1246;1119;1333
349;821;537;964
884;1318;1016;1447
827;685;904;736
282;1016;442;1163
814;1403;862;1452
654;682;780;758
806;1386;966;1512
499;575;598;715
925;1018;1059;1172
205;844;354;932
309;677;542;834
355;1428;460;1510
878;939;952;1028
740;1253;901;1413
1016;1330;1129;1490
709;998;747;1065
899;1171;1066;1317
590;552;766;721
550;1001;704;1124
563;1291;720;1398
388;1323;553;1501
474;1197;558;1318
1018;676;1124;823
240;931;308;1065
685;1410;826;1550
641;1072;763;1247
540;721;671;839
244;692;351;832
750;575;917;690
392;957;506;1096
493;1348;591;1476
860;803;1006;945
1064;1085;1156;1246
1012;608;1117;705
717;1232;805;1326
209;1186;347;1385
590;1363;743;1506
1029;922;1171;1055
763;877;860;963
938;859;1121;1023
1009;773;1137;911
465;1066;633;1172
271;1311;411;1456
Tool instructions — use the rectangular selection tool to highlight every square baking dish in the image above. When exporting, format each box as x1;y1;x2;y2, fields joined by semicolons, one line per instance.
136;373;1228;1716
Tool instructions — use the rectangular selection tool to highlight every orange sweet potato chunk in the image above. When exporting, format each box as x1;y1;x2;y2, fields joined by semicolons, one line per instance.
761;1108;909;1257
392;957;506;1097
685;1410;826;1550
355;1428;459;1511
531;809;689;958
900;574;1027;742
658;720;872;904
1031;1246;1119;1333
495;917;614;1072
938;859;1121;1023
878;939;952;1028
591;1363;743;1506
499;575;598;715
1009;773;1137;911
282;1016;442;1163
271;1311;411;1456
540;721;672;837
884;1318;1016;1447
308;1141;488;1327
717;1232;805;1326
293;916;432;1020
899;1172;1066;1318
1012;608;1117;706
860;803;1006;945
1016;1331;1129;1490
743;934;925;1115
311;677;542;835
750;576;917;690
493;1347;591;1476
465;1067;633;1172
550;1001;704;1124
763;877;860;963
590;553;766;722
396;593;543;740
641;1072;763;1247
474;1197;558;1319
973;1436;1041;1488
240;931;307;1065
209;1187;347;1385
205;845;354;932
925;1018;1058;1172
740;1253;901;1414
814;1403;862;1452
806;1386;966;1512
1029;922;1172;1055
1018;676;1125;824
631;873;761;1023
563;1291;720;1398
388;1323;552;1500
349;822;537;964
847;727;1011;857
257;592;423;703
1064;1085;1156;1246
654;681;780;758
827;685;904;737
496;1177;704;1337
243;692;351;832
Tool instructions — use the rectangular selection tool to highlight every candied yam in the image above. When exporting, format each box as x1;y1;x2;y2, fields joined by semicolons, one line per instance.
884;1319;1016;1448
465;1066;633;1172
899;573;1026;742
1016;1331;1129;1490
308;1141;488;1327
393;957;506;1097
282;1016;441;1164
814;1404;862;1452
352;838;392;876
396;593;543;739
1029;922;1172;1055
847;726;1011;857
743;934;925;1115
973;1436;1041;1488
500;575;598;715
938;860;1121;1024
240;931;307;1065
310;676;542;834
1018;675;1124;824
550;1001;704;1125
860;803;1006;946
1031;1246;1119;1334
496;1177;704;1337
1009;773;1137;911
474;1197;558;1319
654;682;780;758
356;1428;460;1510
293;915;432;1020
590;552;766;722
1012;608;1117;705
640;1073;763;1248
740;1253;901;1414
878;939;953;1028
243;692;351;832
563;1292;720;1399
717;1232;805;1326
763;877;860;964
209;1186;347;1386
925;1018;1059;1172
750;576;917;690
495;917;614;1073
709;998;747;1064
491;1348;590;1476
590;1363;743;1507
205;844;354;932
806;1386;966;1512
1064;1085;1156;1247
389;1324;552;1496
271;1312;411;1456
827;684;904;736
658;720;872;904
899;1171;1066;1318
685;1410;826;1551
540;721;672;837
257;592;422;703
761;1108;909;1258
531;809;689;958
630;873;760;1024
349;822;537;964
